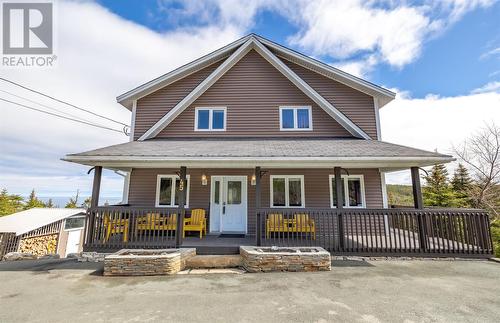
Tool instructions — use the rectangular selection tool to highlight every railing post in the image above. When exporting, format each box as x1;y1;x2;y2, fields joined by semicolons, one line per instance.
411;167;428;251
176;166;187;248
334;167;345;251
256;212;262;246
255;166;262;246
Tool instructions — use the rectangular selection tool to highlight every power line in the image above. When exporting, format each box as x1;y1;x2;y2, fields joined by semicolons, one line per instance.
1;97;125;134
0;88;98;124
0;77;129;127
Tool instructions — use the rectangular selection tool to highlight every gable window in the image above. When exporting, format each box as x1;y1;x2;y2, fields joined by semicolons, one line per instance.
329;175;366;208
195;107;226;131
279;106;312;131
156;175;190;207
270;175;305;208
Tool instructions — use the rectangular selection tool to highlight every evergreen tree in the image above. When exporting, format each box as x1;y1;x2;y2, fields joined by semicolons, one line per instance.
0;188;24;216
45;198;54;208
423;164;458;207
451;164;473;207
24;189;45;210
65;190;79;208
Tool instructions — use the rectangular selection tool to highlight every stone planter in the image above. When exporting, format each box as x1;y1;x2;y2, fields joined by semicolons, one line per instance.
103;248;196;276
240;246;331;272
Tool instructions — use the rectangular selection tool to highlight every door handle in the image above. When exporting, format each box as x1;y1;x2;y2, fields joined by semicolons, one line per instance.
223;202;226;215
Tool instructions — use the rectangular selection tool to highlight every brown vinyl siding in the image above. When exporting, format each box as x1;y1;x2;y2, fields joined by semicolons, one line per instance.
282;58;378;139
134;60;224;140
150;50;352;138
127;168;383;234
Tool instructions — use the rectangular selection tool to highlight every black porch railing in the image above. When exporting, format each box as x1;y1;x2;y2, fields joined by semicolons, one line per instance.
85;207;178;251
256;208;494;257
85;207;494;257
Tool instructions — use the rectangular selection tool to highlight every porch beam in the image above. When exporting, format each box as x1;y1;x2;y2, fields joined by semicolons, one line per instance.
91;166;102;208
334;167;345;250
255;166;262;246
176;166;187;247
411;167;423;209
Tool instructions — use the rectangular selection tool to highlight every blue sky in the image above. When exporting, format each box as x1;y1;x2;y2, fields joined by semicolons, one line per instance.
1;0;499;201
97;0;500;98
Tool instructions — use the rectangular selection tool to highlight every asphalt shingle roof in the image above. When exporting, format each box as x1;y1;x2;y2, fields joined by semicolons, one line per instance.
66;138;452;159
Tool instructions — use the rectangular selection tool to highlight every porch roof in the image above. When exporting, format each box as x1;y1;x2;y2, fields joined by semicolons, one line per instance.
63;138;454;170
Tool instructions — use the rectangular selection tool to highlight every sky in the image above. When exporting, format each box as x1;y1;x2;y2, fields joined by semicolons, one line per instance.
0;0;499;202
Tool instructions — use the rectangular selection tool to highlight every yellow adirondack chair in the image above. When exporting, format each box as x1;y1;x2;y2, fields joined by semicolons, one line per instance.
136;213;177;231
103;213;129;242
293;213;316;240
183;209;206;238
266;213;291;238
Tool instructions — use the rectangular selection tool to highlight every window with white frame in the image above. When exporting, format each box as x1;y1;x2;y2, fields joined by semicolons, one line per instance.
329;175;366;208
64;216;85;231
195;107;226;131
156;175;190;207
270;175;305;208
279;106;312;131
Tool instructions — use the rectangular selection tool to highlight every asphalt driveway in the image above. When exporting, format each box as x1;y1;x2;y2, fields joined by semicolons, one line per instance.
0;259;499;322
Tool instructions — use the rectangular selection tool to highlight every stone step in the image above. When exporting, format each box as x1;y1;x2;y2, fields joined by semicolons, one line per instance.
186;255;242;269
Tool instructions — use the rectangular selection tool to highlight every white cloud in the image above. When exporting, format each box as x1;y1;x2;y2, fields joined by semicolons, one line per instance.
471;81;500;94
382;90;500;184
332;54;378;78
0;0;242;197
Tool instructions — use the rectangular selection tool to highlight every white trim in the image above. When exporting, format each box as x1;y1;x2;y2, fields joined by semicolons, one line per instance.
373;97;381;140
194;107;227;131
210;175;248;234
138;37;371;140
255;35;395;105
117;34;395;110
269;175;305;208
121;171;131;204
329;174;366;208
117;35;252;109
130;100;137;141
380;170;388;208
278;106;313;131
252;40;371;139
155;174;191;208
139;39;254;140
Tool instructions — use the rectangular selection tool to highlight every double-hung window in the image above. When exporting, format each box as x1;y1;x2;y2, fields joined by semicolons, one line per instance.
195;107;226;131
270;175;305;208
329;175;366;208
279;106;312;131
156;175;190;207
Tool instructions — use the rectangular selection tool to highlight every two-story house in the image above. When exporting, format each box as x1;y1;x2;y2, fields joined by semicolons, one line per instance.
64;34;493;257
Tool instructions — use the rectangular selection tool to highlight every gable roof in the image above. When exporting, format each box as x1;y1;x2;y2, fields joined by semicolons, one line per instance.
117;34;396;110
0;208;86;236
138;37;372;140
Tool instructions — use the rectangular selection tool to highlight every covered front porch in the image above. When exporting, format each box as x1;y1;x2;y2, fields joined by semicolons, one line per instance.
64;138;494;257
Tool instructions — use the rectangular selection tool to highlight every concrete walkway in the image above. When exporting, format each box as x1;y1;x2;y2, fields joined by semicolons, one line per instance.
0;259;499;322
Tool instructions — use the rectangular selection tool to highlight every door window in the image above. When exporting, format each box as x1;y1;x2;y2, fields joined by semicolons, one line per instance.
227;181;242;204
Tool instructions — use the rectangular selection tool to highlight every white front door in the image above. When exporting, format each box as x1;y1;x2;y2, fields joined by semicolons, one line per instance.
210;176;247;234
65;230;81;257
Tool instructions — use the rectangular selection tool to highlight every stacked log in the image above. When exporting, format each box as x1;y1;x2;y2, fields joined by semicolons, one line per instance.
18;234;58;256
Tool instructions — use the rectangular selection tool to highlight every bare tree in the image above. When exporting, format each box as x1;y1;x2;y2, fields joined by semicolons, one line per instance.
454;123;500;217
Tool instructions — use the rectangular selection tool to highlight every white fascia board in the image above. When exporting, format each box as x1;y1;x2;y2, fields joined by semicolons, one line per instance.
138;39;255;141
252;40;371;139
374;97;381;140
255;35;396;105
117;35;252;109
129;100;137;141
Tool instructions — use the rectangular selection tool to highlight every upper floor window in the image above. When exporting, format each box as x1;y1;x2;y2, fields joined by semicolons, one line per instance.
156;175;190;208
279;106;312;131
270;175;305;208
329;175;366;208
195;107;226;131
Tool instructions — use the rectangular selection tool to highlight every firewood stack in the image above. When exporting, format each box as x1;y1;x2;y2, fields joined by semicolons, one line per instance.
18;234;58;256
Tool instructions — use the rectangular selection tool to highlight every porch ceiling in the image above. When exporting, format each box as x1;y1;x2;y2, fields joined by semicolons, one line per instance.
63;138;454;171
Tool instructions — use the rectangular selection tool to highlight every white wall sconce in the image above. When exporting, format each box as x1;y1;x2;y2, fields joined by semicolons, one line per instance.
201;174;208;186
251;174;256;186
